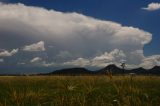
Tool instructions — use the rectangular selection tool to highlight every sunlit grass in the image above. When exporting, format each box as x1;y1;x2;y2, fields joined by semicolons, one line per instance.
0;75;160;106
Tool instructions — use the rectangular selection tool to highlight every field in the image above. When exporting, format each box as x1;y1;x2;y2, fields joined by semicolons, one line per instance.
0;75;160;106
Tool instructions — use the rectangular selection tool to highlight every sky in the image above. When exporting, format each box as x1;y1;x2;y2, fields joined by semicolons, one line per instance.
0;0;160;73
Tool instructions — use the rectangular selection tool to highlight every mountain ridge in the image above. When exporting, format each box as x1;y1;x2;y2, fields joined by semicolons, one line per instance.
46;64;160;75
0;64;160;75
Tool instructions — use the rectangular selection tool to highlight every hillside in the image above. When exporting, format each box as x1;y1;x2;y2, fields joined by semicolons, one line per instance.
47;65;160;75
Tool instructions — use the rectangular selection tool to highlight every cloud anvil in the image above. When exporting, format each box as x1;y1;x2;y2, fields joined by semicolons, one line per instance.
0;2;160;73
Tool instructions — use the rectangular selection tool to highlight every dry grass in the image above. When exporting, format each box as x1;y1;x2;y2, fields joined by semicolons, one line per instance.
0;75;160;106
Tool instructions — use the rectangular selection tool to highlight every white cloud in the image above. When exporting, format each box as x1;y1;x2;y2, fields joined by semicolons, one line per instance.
142;3;160;11
42;62;55;67
61;49;160;69
92;49;126;62
0;3;152;54
62;49;126;68
30;57;42;63
91;49;126;67
30;57;55;67
0;59;4;62
140;55;160;69
63;58;90;67
0;49;18;57
23;41;45;52
0;3;158;69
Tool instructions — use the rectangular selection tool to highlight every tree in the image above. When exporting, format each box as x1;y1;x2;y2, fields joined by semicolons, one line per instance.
121;62;125;74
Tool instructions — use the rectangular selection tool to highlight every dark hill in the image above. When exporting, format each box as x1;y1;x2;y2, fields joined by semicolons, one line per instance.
48;68;93;75
95;64;124;74
149;66;160;74
44;65;160;76
130;67;147;74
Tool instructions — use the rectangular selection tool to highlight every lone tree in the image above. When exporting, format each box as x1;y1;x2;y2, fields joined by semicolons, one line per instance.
121;62;126;74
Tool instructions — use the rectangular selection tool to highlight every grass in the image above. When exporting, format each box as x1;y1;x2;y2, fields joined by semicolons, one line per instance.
0;75;160;106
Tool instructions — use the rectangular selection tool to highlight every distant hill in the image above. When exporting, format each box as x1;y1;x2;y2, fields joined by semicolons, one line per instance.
46;65;160;75
0;65;160;76
129;67;147;74
95;64;124;74
47;68;93;75
149;66;160;74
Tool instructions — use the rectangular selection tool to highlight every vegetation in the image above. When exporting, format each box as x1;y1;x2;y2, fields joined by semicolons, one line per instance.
0;75;160;106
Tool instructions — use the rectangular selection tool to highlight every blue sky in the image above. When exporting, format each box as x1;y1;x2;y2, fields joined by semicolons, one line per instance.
5;0;160;56
0;0;160;73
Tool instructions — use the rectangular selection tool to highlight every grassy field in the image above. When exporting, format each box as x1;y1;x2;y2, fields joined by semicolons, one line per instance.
0;75;160;106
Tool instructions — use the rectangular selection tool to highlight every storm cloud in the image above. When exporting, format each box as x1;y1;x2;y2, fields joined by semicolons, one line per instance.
0;2;159;69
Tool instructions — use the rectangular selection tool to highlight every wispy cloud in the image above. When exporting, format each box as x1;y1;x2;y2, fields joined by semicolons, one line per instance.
142;3;160;11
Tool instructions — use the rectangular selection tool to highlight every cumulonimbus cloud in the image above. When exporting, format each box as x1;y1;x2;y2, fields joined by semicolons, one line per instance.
0;2;159;69
142;3;160;11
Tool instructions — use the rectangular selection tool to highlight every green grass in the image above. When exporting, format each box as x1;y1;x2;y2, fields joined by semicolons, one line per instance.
0;75;160;106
